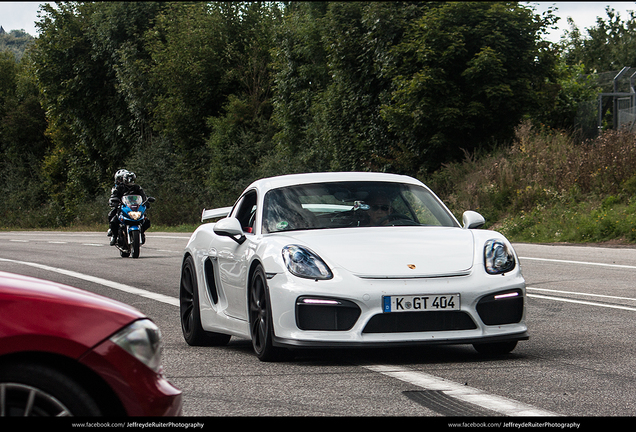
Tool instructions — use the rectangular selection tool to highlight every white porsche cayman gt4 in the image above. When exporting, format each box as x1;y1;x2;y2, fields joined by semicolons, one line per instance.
179;172;527;361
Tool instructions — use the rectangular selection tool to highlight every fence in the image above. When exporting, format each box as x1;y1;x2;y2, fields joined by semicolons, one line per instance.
597;67;636;132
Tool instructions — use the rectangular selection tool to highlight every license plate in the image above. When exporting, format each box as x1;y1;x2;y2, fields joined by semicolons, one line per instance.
383;294;460;313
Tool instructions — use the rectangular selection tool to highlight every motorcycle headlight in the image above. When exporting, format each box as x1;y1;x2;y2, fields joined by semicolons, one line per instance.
110;319;163;373
484;239;516;275
128;211;142;220
282;245;333;280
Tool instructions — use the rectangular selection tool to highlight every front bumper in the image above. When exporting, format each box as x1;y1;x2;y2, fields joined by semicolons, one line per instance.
80;340;183;416
267;268;528;349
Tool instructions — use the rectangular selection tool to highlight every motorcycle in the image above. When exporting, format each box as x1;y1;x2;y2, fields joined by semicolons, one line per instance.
111;194;155;258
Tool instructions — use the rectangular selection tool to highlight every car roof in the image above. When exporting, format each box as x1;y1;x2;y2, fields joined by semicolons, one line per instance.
245;172;425;193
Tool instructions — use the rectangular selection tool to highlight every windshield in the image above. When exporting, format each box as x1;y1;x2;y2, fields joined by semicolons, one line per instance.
262;181;458;233
122;195;143;207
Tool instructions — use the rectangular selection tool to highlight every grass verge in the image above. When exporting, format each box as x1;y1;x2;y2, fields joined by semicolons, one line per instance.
425;121;636;245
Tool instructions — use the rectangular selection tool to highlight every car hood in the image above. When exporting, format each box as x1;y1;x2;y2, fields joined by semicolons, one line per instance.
0;271;145;358
281;227;475;278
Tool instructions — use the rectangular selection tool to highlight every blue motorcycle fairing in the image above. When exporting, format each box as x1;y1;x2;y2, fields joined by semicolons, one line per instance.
113;194;152;258
119;203;147;226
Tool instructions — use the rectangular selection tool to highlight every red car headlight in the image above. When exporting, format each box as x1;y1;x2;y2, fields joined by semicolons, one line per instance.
109;319;163;373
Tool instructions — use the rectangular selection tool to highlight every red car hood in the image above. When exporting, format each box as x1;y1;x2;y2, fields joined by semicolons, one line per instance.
0;271;145;358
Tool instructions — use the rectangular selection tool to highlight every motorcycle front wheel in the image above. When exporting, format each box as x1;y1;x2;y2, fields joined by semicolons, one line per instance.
130;230;141;258
118;227;130;257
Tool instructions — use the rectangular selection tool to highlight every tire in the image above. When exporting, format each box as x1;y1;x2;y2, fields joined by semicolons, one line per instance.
248;265;292;362
179;255;231;346
131;230;141;258
118;227;130;257
0;362;102;416
473;340;518;356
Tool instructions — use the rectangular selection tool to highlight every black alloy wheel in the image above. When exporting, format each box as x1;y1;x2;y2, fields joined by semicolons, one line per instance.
179;255;231;346
248;265;292;362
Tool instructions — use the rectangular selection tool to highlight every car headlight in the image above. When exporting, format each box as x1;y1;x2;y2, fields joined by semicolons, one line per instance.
282;245;333;280
484;239;516;275
110;319;163;373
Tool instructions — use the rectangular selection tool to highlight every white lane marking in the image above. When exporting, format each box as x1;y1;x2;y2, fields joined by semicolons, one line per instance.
1;233;189;239
527;287;636;303
520;256;636;270
0;251;626;416
527;293;636;312
0;257;178;307
148;235;191;239
1;233;103;237
362;364;559;417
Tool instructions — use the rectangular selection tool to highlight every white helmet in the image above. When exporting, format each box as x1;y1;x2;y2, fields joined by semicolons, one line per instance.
114;169;129;184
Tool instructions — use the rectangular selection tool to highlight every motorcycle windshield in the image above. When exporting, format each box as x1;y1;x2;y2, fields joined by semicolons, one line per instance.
122;195;143;207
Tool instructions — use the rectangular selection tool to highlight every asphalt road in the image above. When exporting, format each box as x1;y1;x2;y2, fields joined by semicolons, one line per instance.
1;231;635;420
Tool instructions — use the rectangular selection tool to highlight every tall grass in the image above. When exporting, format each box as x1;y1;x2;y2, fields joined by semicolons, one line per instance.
425;121;636;244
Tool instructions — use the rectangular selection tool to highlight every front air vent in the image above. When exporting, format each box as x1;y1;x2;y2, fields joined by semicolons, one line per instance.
204;258;218;304
363;311;477;333
296;297;361;331
476;289;524;325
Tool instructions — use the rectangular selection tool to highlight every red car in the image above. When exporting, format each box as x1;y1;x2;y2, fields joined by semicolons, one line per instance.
0;271;182;416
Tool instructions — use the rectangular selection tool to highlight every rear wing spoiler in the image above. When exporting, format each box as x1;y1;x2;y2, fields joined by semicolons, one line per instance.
201;207;232;222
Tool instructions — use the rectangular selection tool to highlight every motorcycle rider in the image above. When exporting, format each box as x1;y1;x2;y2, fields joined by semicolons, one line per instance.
106;169;127;243
107;169;151;246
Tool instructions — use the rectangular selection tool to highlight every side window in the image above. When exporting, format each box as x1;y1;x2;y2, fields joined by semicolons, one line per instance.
234;190;257;233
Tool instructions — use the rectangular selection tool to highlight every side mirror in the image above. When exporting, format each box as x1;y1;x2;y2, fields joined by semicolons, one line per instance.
147;196;156;203
213;217;246;244
462;211;485;229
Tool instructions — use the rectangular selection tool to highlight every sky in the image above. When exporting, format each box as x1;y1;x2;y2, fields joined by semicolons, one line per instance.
0;1;46;36
1;1;636;42
530;1;636;41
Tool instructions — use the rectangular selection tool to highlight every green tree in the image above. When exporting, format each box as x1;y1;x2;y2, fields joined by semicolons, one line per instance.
206;2;283;205
30;2;163;224
532;57;600;137
0;50;18;109
0;29;35;62
270;1;330;174
270;1;428;174
562;6;636;73
380;1;559;175
0;51;52;226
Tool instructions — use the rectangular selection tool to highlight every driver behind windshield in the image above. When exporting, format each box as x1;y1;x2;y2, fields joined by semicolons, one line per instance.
361;192;393;226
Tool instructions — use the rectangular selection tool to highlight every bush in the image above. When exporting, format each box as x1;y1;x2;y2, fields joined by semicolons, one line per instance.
424;121;636;244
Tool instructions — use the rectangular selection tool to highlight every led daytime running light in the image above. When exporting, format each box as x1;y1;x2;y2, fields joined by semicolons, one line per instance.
494;292;519;300
302;298;340;305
